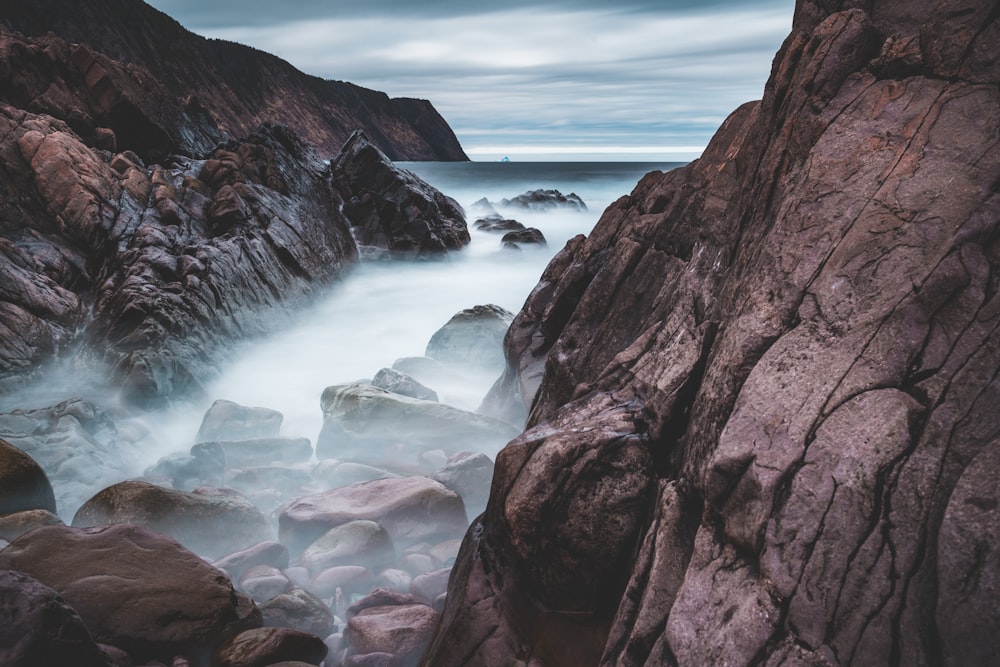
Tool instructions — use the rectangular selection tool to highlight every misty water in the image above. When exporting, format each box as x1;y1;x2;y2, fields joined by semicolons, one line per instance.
197;162;678;448
4;161;683;496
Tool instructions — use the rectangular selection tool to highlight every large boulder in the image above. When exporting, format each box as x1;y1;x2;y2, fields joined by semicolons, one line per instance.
0;523;260;665
299;520;396;575
0;569;113;667
278;476;468;555
316;383;519;462
210;627;327;667
0;437;56;516
196;400;283;443
331;131;469;257
423;1;1000;665
72;480;271;558
344;603;440;667
424;304;514;372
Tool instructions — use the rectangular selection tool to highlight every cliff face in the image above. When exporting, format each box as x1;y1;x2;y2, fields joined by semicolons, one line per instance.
2;0;468;161
427;1;1000;665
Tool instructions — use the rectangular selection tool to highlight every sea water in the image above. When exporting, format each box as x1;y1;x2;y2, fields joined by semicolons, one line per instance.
5;161;684;465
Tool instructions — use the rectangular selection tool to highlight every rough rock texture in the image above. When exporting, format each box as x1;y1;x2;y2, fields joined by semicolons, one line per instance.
72;480;272;558
196;400;283;443
332;131;470;257
210;627;327;667
345;604;440;667
372;368;439;402
1;0;466;161
0;437;57;516
425;1;1000;666
0;507;63;541
0;105;358;404
0;569;113;667
0;524;260;665
499;189;587;212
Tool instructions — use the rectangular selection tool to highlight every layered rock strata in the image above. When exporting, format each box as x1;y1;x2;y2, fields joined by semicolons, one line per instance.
427;1;1000;665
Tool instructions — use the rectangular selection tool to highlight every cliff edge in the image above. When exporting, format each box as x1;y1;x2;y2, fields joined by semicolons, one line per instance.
426;0;1000;665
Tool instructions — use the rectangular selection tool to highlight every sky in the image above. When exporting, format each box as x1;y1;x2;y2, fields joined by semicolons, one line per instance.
144;0;796;161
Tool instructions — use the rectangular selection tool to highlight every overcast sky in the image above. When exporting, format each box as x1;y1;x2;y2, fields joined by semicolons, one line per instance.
145;0;795;161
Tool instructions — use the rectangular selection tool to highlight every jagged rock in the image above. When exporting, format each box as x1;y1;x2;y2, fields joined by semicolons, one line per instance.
258;589;337;639
0;437;56;516
331;131;470;257
473;215;525;233
0;569;113;667
0;523;260;665
210;627;327;667
72;480;271;558
207;438;313;468
424;1;1000;665
371;368;438;402
278;476;468;556
501;227;547;249
316;383;519;462
2;1;466;160
196;400;283;443
424;304;514;372
499;189;587;212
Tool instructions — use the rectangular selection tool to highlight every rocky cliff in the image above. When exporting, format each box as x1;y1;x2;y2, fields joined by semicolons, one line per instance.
426;1;1000;665
1;0;467;161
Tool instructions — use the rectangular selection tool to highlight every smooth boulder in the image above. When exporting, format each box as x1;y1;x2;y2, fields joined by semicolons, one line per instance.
278;476;468;555
72;480;271;558
0;524;260;664
424;304;514;372
0;437;57;516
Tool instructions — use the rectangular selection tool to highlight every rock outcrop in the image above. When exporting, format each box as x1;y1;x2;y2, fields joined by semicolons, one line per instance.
332;131;470;257
425;1;1000;665
0;106;358;404
1;0;466;161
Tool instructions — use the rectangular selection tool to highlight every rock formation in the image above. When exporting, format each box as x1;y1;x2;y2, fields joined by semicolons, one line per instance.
425;1;1000;665
2;0;466;161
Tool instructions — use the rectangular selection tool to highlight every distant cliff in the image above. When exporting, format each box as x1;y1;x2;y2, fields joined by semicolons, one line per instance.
1;0;467;161
426;0;1000;665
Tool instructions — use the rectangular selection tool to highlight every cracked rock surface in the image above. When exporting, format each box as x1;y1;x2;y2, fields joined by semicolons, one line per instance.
424;1;1000;665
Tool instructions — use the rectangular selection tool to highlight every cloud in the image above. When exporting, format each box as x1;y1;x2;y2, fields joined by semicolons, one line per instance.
145;0;795;159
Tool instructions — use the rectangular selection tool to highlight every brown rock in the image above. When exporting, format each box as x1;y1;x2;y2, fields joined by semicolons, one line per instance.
0;569;113;667
72;480;271;558
345;604;439;667
0;524;260;665
424;1;1000;665
210;627;327;667
278;476;468;556
0;437;57;516
0;508;63;541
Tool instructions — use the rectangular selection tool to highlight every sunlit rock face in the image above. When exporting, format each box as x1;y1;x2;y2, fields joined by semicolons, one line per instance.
423;1;1000;665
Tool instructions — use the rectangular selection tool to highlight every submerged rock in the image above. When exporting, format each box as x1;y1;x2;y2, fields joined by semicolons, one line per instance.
316;383;518;461
72;480;271;558
331;131;469;257
424;304;514;372
196;399;283;443
499;189;587;212
473;215;525;233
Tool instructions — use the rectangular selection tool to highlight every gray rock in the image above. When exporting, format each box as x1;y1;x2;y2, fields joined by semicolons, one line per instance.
196;399;283;443
501;227;546;249
344;604;439;667
309;565;375;599
424;304;514;372
312;460;398;488
299;520;396;575
214;541;291;581
278;476;468;556
371;368;438;402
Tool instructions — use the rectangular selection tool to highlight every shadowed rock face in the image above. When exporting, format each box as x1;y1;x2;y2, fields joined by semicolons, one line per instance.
425;1;1000;665
0;106;358;404
1;0;467;161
